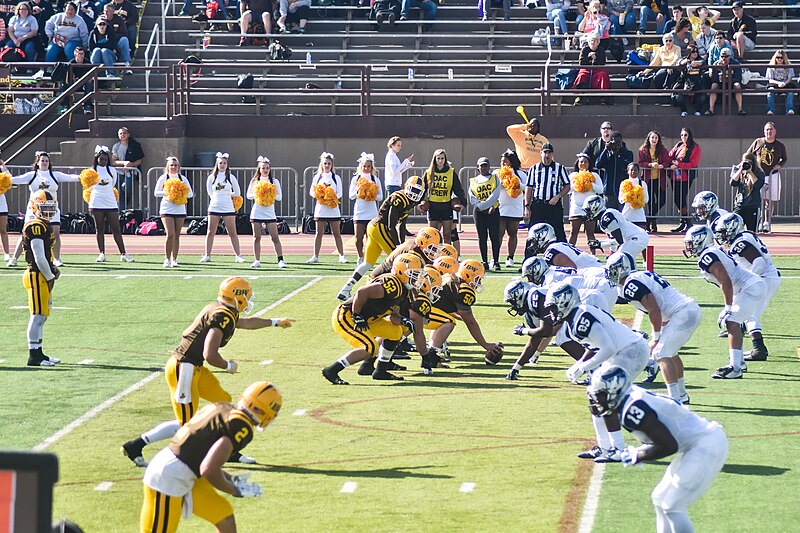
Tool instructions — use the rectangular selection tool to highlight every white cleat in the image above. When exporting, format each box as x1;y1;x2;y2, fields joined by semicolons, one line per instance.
278;260;287;268
234;255;246;263
120;254;135;263
6;257;17;267
96;253;106;263
250;260;261;268
306;256;319;264
53;258;64;267
339;255;349;264
170;260;179;268
199;255;211;263
163;259;172;268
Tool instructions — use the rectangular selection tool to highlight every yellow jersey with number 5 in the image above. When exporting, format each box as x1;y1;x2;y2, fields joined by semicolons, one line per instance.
174;303;239;366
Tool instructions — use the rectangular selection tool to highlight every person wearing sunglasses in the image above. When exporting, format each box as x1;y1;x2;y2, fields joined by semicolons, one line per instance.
765;50;796;116
637;32;682;91
88;18;119;77
707;31;733;65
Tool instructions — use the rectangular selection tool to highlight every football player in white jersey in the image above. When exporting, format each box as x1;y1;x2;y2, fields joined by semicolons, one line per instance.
583;194;650;260
525;222;603;269
607;252;700;404
588;366;728;533
691;190;729;228
684;225;765;379
521;256;576;286
714;212;779;361
546;282;649;462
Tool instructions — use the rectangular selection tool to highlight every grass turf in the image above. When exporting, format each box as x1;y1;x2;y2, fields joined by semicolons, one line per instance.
0;254;797;532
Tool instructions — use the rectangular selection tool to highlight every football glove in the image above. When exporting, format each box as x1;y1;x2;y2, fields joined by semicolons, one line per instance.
587;239;603;253
566;361;589;384
231;473;263;498
352;313;368;331
619;445;641;467
401;317;415;334
275;318;294;328
717;308;732;329
513;325;528;336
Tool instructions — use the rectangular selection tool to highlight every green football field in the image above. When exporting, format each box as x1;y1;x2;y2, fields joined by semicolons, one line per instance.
0;255;798;532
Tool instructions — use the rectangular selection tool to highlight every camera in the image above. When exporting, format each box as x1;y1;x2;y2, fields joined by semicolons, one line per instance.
741;161;751;171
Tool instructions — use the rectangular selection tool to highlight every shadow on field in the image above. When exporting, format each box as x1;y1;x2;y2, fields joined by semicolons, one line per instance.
696;404;800;417
395;379;554;390
248;464;453;479
722;464;790;476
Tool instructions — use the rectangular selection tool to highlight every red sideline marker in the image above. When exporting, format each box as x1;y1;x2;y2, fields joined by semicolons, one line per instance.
645;245;655;272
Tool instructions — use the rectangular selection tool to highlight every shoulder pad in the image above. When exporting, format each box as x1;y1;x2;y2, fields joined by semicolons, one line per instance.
621;279;651;302
458;285;477;307
380;274;405;299
698;249;720;270
621;398;657;432
391;192;409;208
570;309;598;340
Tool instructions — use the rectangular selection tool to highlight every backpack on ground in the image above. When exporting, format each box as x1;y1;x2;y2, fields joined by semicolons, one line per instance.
276;218;291;234
340;217;354;235
136;216;165;236
119;209;144;234
186;218;208;235
235;213;253;235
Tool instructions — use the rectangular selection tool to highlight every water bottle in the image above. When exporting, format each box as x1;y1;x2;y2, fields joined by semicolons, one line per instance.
448;68;453;80
337;77;342;89
306;52;312;64
407;68;414;80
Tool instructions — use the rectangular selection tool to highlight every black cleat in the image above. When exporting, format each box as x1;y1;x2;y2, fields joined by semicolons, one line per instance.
387;361;407;371
357;358;375;376
372;360;404;380
577;445;603;459
322;366;349;385
744;345;768;361
27;354;58;367
712;365;743;379
121;438;148;467
505;369;519;381
392;352;411;360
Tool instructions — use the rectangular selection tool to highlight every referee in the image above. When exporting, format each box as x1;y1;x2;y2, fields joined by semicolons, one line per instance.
525;143;570;243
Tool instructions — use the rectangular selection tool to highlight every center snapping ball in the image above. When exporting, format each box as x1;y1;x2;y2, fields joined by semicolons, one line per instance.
483;342;505;365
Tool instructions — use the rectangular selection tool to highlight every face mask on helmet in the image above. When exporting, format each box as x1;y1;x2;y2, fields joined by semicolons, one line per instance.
605;252;635;286
404;176;426;202
392;252;424;288
544;282;579;322
526;223;556;255
587;366;631;417
692;191;717;220
422;266;443;302
238;381;282;431
713;213;744;245
504;280;530;316
521;256;548;285
682;226;713;258
415;227;442;260
31;191;58;221
582;194;606;220
458;259;485;291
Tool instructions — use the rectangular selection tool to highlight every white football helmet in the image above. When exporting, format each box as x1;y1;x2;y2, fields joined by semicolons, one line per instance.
544;281;580;322
582;194;606;220
605;251;637;286
713;212;744;245
587;365;632;417
503;279;532;317
521;256;549;285
691;191;718;220
526;223;556;255
683;225;714;258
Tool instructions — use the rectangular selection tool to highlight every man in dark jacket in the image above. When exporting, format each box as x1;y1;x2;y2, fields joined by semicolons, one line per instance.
707;47;744;115
726;1;756;60
109;0;138;52
583;121;614;169
595;131;634;211
638;0;670;35
112;126;145;209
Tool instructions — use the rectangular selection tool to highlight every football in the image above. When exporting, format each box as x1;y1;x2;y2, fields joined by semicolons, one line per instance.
483;343;505;365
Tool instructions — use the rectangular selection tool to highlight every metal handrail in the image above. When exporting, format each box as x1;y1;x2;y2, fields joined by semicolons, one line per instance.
0;65;101;163
144;23;161;104
161;0;177;46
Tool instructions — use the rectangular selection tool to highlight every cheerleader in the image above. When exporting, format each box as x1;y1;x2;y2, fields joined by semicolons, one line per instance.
0;159;11;263
246;156;286;269
7;151;80;267
307;152;346;264
89;146;134;263
348;152;384;264
568;153;604;246
201;152;244;263
618;162;650;230
495;149;526;267
153;157;194;268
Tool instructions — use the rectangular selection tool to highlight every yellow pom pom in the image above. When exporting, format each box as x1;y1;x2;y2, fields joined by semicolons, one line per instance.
572;170;596;193
356;178;379;202
314;184;338;209
79;168;99;189
113;187;119;202
621;181;646;210
232;195;244;212
82;188;91;203
254;180;277;207
498;166;522;198
163;178;189;205
0;172;11;195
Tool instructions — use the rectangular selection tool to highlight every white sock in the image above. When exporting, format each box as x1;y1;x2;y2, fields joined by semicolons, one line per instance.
592;415;611;449
666;382;681;400
28;314;46;346
337;357;351;368
141;420;181;445
677;377;687;397
512;363;522;371
377;344;394;363
730;348;743;370
609;430;625;450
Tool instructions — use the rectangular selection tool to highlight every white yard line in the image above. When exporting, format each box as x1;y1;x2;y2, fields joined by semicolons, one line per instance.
33;279;320;451
260;359;274;365
77;359;94;365
292;409;307;416
578;309;645;533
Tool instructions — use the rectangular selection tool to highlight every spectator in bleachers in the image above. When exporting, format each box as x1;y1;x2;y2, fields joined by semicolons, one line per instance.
108;0;137;54
596;130;633;211
606;0;636;36
578;0;610;49
726;1;755;60
479;0;512;21
686;5;719;39
695;18;715;62
70;46;95;113
349;153;384;264
88;17;119;76
573;34;610;105
400;0;437;22
546;0;570;35
638;0;669;35
674;44;707;116
496;149;525;267
277;0;310;33
76;0;95;30
706;47;745;115
567;152;603;245
663;4;683;34
239;0;272;45
707;30;731;65
100;3;131;72
582;120;613;169
637;32;682;90
30;0;55;48
668;126;701;232
667;17;693;54
44;2;89;62
638;130;671;233
765;50;796;116
506;117;549;170
4;3;39;62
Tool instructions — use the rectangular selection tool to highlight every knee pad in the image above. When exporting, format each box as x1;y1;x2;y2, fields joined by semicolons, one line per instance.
381;339;399;351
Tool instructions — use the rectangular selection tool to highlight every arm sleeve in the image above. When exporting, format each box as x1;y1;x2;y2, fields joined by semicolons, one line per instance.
642;181;649;205
206;175;214;197
31;238;55;280
583;326;617;370
154;174;166;197
79;18;88;47
246;180;256;200
467;181;479;207
348;175;359;201
11;171;35;185
375;178;384;202
45;14;55;38
336;175;343;198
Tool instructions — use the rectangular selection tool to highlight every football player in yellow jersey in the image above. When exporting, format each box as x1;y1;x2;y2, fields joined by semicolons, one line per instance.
404;265;445;374
367;226;441;280
140;381;282;533
336;176;425;301
325;253;423;384
122;277;293;467
424;259;504;362
21;190;61;367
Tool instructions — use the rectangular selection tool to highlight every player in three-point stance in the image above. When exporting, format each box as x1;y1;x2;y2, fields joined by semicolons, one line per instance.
21;190;62;367
140;381;282;533
524;222;603;269
122;277;293;466
691;190;729;228
683;225;765;379
588;366;727;533
582;194;650;261
606;252;700;403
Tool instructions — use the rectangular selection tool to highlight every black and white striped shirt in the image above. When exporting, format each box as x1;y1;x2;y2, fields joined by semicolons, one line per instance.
526;162;569;201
